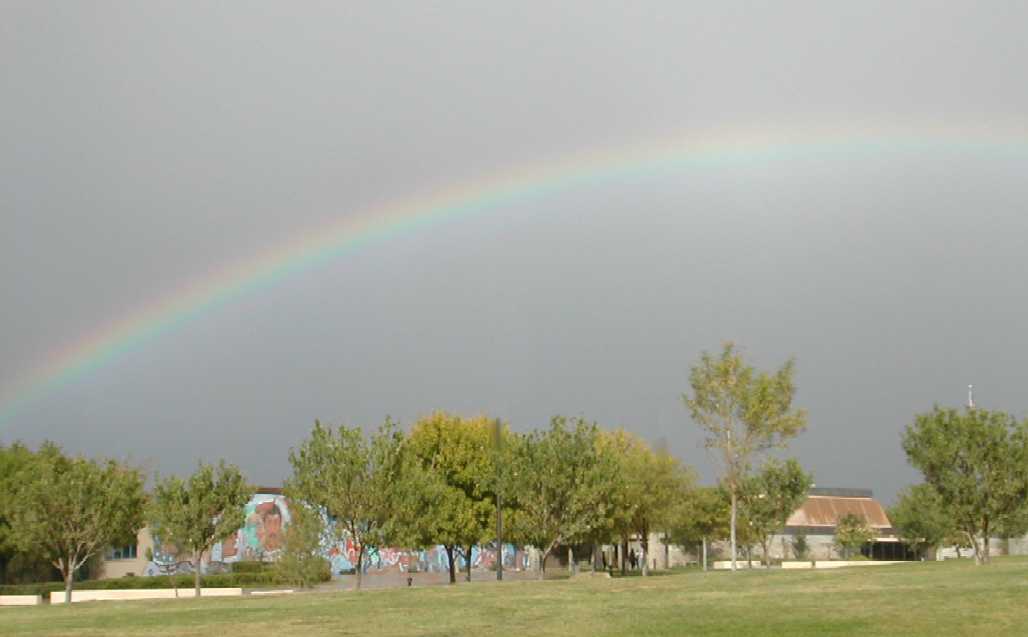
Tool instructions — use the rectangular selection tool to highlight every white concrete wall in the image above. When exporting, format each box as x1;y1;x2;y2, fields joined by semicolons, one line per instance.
50;588;242;604
0;595;43;606
711;561;756;570
781;561;905;569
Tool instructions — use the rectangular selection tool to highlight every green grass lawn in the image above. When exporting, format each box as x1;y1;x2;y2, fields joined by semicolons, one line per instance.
4;558;1028;636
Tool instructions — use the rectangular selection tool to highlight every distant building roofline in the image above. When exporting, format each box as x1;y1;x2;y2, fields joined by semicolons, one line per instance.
808;487;873;498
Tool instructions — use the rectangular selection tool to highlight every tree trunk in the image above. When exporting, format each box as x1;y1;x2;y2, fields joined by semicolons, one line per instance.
539;546;549;580
641;533;649;577
567;546;574;576
745;544;752;568
592;544;600;571
702;538;708;572
194;551;202;598
967;531;983;566
621;538;628;575
761;537;770;569
445;545;457;584
62;559;74;604
730;489;738;572
665;542;670;571
355;545;365;590
465;545;473;582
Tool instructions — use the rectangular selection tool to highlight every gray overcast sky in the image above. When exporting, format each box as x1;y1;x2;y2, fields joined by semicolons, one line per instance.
2;2;1027;502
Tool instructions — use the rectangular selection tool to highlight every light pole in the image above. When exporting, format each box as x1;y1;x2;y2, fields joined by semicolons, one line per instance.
493;418;503;581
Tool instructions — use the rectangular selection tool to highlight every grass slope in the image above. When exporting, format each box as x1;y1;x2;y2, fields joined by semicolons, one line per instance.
4;558;1028;637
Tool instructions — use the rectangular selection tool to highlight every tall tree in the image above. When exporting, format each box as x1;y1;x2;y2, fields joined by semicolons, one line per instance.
7;443;145;603
683;342;807;571
148;460;253;597
738;459;812;568
508;416;617;579
889;483;957;560
902;406;1028;564
404;412;498;584
287;419;404;590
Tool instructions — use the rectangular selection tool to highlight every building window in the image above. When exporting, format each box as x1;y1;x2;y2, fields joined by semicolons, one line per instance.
106;544;137;560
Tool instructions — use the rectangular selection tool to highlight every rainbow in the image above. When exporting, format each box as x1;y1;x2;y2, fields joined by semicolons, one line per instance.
1;122;1025;425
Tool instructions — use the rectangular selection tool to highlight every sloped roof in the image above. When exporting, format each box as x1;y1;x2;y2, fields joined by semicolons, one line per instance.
785;494;892;529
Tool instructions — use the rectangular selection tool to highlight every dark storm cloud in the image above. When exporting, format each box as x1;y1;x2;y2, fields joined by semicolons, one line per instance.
2;1;1027;501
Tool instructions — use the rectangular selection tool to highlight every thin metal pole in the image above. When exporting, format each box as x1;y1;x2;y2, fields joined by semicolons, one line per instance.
494;418;503;581
497;491;503;581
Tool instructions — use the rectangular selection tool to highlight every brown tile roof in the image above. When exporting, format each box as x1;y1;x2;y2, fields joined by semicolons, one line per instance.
785;495;892;529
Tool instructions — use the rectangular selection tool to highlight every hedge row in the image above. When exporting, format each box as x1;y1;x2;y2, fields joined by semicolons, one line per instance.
0;572;288;596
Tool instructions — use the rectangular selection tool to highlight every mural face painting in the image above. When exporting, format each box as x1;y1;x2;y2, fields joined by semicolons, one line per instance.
145;492;527;577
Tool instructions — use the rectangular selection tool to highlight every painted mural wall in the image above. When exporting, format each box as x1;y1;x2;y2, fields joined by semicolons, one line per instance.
145;492;527;577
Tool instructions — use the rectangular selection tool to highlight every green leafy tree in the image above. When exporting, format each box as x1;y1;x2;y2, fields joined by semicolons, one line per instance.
597;430;641;574
287;419;404;590
508;416;618;579
834;513;873;559
0;442;37;583
902;406;1028;564
7;443;145;603
403;412;499;584
274;501;331;587
683;342;807;571
148;460;253;597
665;486;729;571
615;435;694;576
738;459;812;568
889;484;957;560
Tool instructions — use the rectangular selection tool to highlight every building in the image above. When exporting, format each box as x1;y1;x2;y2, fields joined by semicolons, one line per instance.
770;487;913;561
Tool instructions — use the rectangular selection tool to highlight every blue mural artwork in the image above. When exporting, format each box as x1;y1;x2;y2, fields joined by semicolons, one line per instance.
144;491;528;578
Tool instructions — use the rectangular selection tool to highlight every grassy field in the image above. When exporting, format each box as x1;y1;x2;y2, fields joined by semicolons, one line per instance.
4;558;1028;636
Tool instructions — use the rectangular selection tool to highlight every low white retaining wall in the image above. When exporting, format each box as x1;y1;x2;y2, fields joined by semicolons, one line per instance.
50;588;243;604
0;594;43;606
781;560;906;570
249;590;295;596
813;560;905;569
711;561;757;570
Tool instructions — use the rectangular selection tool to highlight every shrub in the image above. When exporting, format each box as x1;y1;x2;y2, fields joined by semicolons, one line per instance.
231;561;272;574
272;502;331;588
834;513;874;559
791;533;809;560
0;572;293;596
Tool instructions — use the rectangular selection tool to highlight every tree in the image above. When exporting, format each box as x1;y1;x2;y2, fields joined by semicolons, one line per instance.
287;419;404;590
834;513;873;559
889;483;957;560
683;342;807;571
738;459;812;568
148;460;252;597
404;412;498;584
665;486;729;571
902;406;1028;565
613;434;694;576
508;416;618;579
0;442;36;583
274;501;331;588
7;443;145;603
